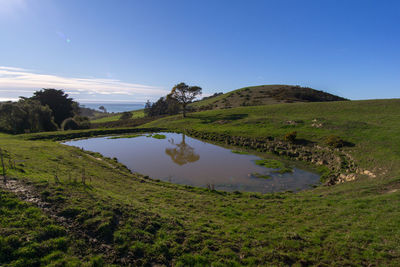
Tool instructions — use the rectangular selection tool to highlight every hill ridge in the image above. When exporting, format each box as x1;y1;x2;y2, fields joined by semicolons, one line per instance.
191;84;348;110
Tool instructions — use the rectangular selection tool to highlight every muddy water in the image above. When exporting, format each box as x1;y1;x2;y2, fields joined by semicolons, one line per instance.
63;132;320;193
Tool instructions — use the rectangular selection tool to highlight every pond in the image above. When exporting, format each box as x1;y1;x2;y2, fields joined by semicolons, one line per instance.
63;132;320;193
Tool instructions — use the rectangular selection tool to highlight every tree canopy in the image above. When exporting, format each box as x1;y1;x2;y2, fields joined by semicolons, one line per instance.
0;89;90;134
144;96;180;117
169;83;202;117
0;99;57;134
31;89;77;126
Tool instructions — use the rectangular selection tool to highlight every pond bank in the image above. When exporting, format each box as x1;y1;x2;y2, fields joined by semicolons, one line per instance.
181;129;365;185
63;132;320;193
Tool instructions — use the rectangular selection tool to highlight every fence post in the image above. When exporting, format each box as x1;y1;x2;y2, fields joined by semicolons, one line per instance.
0;148;6;183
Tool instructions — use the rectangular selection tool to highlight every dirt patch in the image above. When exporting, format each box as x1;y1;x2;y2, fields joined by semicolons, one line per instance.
378;179;400;194
0;177;118;263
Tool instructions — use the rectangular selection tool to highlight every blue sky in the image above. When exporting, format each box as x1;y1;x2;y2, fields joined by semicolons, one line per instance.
0;0;399;102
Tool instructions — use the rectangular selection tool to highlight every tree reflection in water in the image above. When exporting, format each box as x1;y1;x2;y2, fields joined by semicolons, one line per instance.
165;134;200;165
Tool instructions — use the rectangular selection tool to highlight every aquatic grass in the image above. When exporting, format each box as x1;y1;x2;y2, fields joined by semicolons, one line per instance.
108;134;142;139
251;172;272;179
152;134;166;139
274;167;294;174
255;159;293;174
255;159;284;169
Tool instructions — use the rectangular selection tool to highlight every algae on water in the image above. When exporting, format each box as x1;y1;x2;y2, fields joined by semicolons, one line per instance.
255;159;293;173
251;172;272;179
108;134;141;139
152;134;166;139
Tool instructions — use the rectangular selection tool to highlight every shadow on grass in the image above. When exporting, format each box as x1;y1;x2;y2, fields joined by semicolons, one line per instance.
342;141;356;147
293;138;315;146
188;113;248;124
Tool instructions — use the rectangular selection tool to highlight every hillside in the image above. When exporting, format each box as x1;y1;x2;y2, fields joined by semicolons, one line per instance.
0;99;399;265
144;99;400;179
191;85;348;110
90;109;145;123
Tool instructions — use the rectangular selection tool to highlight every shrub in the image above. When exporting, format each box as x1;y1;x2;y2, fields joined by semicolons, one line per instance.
325;135;345;148
73;115;90;129
119;112;132;120
61;118;79;130
284;131;297;142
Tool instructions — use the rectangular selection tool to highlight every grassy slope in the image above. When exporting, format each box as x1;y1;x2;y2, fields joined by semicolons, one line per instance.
0;99;400;265
91;109;145;123
145;99;400;178
190;85;283;109
190;84;346;110
0;189;103;266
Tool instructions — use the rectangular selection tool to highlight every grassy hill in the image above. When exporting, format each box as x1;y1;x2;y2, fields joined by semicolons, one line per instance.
90;109;145;123
191;85;348;110
0;99;399;265
145;99;400;178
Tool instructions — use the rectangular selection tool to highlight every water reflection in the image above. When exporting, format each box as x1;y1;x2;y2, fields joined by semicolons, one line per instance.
165;134;200;165
63;132;320;193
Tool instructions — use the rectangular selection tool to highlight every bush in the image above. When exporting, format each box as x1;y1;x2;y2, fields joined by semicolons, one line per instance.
73;115;90;129
325;135;345;148
61;116;91;130
61;118;79;130
284;131;297;142
119;112;132;120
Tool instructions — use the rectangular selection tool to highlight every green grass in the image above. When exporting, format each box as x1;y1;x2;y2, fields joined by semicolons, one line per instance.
190;84;346;110
91;109;145;123
0;99;400;265
144;99;400;178
0;189;102;266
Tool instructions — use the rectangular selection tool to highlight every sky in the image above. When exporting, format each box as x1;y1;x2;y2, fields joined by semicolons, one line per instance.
0;0;399;103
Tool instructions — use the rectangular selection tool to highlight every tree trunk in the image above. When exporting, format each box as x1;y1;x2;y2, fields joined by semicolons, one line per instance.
182;104;186;117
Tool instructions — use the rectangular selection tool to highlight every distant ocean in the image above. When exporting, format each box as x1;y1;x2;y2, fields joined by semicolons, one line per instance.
81;103;145;113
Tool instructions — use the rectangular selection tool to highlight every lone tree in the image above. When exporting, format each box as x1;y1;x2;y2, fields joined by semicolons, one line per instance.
169;82;202;117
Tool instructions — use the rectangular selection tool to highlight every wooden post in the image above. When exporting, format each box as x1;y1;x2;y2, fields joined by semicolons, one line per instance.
0;148;6;183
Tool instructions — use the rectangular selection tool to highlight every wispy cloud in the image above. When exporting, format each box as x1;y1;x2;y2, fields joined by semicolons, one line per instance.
0;66;168;102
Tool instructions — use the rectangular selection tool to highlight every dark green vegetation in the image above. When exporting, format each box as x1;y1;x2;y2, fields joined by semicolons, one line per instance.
31;89;77;127
250;172;271;179
170;82;202;117
108;134;142;139
255;159;293;174
143;82;202;118
190;85;348;110
0;89;90;134
144;96;180;117
146;134;166;139
0;99;57;134
0;98;400;265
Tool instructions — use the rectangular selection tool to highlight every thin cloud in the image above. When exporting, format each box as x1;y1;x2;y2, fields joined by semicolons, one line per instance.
0;66;168;102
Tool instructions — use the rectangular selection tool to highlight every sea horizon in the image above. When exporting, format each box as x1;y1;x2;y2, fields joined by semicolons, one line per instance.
81;102;145;113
